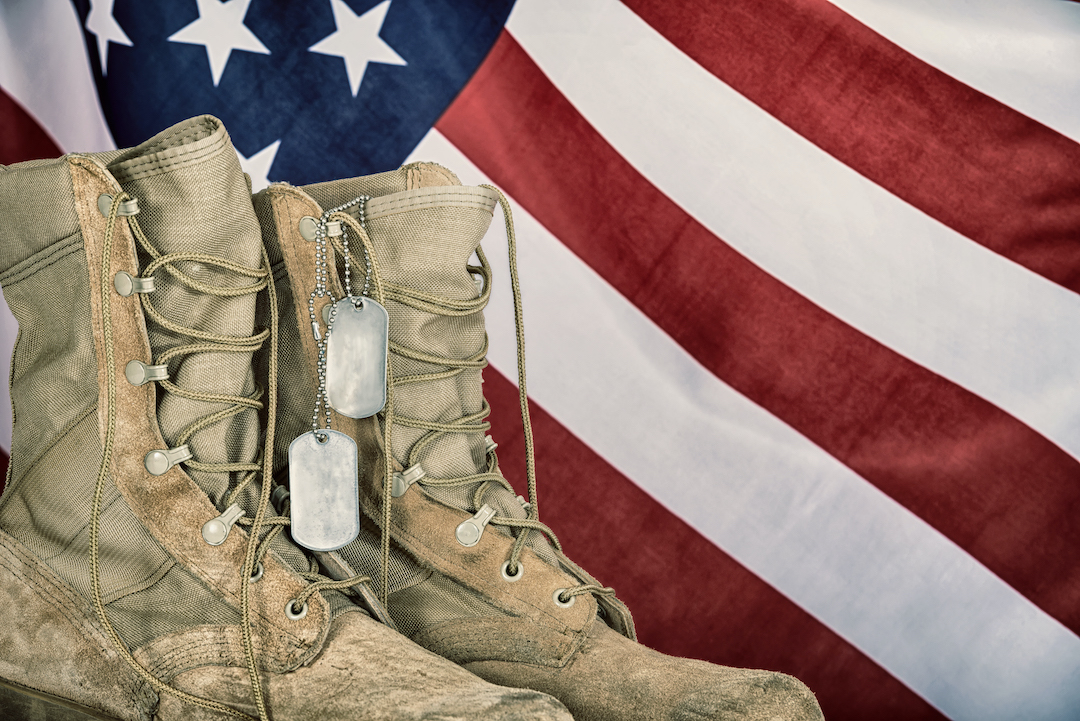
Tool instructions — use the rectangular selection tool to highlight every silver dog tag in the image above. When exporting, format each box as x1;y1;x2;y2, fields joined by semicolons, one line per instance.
288;430;360;551
325;296;388;418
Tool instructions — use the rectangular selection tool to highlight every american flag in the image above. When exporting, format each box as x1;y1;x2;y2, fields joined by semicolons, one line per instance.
2;1;1079;719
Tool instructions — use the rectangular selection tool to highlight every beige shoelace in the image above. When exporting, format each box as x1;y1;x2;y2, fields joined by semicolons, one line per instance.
93;192;366;721
332;187;615;607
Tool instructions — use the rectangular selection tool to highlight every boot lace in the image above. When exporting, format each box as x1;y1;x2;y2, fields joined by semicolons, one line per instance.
92;192;366;721
329;187;616;608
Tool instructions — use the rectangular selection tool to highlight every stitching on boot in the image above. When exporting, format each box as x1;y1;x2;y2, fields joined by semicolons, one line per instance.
2;404;98;498
118;117;216;160
108;121;228;182
366;187;498;221
97;552;175;607
0;534;112;651
137;631;242;683
0;231;83;287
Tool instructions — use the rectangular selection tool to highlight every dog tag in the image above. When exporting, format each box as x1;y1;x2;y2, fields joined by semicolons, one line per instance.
288;430;360;551
325;296;388;418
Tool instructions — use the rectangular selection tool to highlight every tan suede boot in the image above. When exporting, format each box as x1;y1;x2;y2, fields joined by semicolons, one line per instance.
0;118;571;721
254;164;825;721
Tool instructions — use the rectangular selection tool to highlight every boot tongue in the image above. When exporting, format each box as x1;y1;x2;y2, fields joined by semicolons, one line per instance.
107;116;311;575
351;170;559;566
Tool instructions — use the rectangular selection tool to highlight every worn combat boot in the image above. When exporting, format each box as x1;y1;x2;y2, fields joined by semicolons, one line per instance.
0;118;571;720
254;163;825;721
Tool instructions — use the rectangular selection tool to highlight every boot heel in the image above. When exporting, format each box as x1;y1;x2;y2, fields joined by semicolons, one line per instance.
0;677;119;721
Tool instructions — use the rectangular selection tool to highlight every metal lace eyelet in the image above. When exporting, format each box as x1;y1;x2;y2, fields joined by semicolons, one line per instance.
250;561;264;584
500;560;524;582
552;589;575;608
271;485;291;513
285;599;308;620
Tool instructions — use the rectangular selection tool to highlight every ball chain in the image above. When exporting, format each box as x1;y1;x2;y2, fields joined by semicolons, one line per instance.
306;196;372;437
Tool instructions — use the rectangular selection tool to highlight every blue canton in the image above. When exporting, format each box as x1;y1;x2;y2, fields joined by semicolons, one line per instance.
72;0;514;184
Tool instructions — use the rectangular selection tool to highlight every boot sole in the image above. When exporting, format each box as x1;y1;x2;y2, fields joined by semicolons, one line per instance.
0;677;119;721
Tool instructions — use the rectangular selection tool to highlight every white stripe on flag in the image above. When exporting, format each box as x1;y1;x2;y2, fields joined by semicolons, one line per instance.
506;0;1080;466
407;129;1080;721
0;0;115;153
826;0;1080;145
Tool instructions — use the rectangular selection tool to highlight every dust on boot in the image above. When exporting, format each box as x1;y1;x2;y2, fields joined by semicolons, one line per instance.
254;163;825;721
0;118;571;721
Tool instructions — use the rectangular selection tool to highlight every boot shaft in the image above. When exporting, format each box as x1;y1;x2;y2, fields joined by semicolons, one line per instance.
254;168;598;633
255;166;509;515
0;116;330;658
108;117;264;510
258;166;533;494
309;168;495;483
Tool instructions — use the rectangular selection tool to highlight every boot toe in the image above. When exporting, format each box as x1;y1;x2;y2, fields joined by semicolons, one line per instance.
464;619;823;721
672;671;824;721
474;688;578;721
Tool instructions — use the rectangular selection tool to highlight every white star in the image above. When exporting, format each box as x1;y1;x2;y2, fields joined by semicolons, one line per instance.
168;0;270;87
309;0;407;97
85;0;133;76
237;140;281;193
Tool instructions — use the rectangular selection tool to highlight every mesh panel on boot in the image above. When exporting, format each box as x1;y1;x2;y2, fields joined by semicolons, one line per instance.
0;234;98;491
388;571;504;639
0;160;81;271
0;215;240;646
336;524;427;597
337;524;500;639
0;411;173;604
105;563;241;649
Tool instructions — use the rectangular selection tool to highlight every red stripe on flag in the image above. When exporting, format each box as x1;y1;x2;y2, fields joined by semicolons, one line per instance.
483;366;946;721
0;87;62;165
437;33;1080;633
622;0;1080;294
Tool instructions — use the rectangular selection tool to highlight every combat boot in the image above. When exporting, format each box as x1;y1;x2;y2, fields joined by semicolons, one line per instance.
254;163;825;721
0;118;571;721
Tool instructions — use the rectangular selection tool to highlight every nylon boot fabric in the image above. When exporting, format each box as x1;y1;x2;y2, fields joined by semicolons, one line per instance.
0;118;572;721
256;163;825;720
